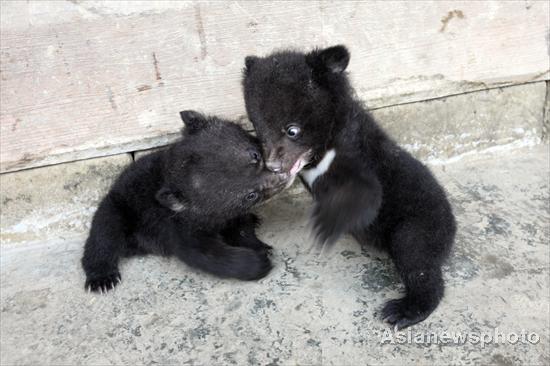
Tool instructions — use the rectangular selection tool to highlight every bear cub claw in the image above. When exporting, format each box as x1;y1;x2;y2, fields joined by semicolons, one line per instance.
85;271;121;293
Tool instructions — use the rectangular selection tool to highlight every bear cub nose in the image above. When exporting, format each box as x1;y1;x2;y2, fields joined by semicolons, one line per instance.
265;160;282;173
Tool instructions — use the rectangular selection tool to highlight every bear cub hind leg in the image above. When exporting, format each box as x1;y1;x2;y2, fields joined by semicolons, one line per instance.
381;221;449;329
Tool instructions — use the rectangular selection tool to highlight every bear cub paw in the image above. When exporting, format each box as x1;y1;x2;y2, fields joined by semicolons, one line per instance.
250;240;273;255
381;297;433;330
228;247;272;281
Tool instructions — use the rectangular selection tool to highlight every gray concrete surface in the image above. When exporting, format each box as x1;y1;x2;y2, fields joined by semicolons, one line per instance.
373;82;546;162
0;154;132;245
1;145;548;365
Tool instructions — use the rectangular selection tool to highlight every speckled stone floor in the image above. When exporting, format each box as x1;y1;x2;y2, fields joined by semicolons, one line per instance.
1;145;548;365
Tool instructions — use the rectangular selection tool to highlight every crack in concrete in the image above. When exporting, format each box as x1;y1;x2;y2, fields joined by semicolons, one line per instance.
194;4;207;60
368;80;546;112
542;81;549;141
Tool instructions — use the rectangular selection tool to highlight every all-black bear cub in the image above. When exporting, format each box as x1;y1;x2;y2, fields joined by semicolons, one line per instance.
243;45;456;329
82;111;288;292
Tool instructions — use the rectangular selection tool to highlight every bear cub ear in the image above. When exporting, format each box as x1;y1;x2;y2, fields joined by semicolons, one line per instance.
244;56;259;70
179;110;207;133
306;45;350;74
156;186;187;212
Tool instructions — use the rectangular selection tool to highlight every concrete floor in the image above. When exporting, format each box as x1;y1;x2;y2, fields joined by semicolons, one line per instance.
1;145;549;365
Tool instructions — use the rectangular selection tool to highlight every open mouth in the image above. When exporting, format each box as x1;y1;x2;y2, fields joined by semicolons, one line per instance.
289;150;312;176
283;150;312;189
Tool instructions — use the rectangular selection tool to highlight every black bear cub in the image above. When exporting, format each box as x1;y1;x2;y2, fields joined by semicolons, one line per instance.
82;111;289;292
243;45;456;329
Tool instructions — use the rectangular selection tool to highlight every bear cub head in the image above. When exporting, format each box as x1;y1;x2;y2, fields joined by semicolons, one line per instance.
242;45;351;176
156;110;289;226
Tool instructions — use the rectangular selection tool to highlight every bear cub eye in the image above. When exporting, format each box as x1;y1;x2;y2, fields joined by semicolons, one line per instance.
248;149;261;164
285;125;301;139
245;192;259;202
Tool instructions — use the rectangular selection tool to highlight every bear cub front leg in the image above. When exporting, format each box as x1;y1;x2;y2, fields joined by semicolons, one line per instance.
221;213;273;254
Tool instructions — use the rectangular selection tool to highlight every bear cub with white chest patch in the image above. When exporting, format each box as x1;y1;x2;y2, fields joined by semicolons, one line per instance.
243;45;456;329
82;111;288;292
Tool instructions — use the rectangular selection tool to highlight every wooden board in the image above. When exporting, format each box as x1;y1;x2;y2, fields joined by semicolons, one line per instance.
1;1;548;172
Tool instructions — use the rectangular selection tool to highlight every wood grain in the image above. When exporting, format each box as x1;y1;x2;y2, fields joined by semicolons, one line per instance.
1;1;548;172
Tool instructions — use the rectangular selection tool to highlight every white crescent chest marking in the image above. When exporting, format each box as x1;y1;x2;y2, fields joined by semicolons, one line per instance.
301;149;336;188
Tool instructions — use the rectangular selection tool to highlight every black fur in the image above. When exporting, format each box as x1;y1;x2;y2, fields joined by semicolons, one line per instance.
82;111;289;292
242;45;457;329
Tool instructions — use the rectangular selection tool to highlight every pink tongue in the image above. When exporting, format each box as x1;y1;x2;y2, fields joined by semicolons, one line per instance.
290;159;301;175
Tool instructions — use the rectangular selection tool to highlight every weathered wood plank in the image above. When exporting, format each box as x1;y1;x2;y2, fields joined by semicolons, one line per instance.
1;1;548;172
